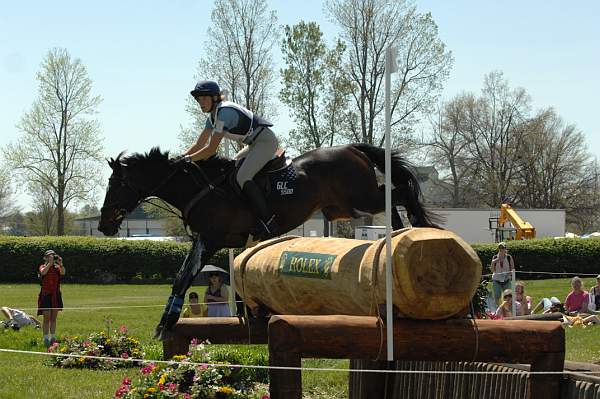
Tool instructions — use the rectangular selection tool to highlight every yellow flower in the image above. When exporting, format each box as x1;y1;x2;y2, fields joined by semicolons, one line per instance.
158;373;167;385
172;355;186;361
78;357;85;363
60;348;66;353
143;395;148;398
217;386;234;394
147;387;157;393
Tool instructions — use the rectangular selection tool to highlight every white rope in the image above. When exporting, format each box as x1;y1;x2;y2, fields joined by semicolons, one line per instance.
15;301;245;312
0;348;594;375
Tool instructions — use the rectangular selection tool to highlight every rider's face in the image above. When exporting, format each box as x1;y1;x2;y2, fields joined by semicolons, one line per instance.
196;96;213;113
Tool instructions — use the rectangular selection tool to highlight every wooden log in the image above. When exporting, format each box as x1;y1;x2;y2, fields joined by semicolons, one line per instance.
162;317;268;359
504;313;564;321
268;316;565;399
235;228;482;319
268;315;564;363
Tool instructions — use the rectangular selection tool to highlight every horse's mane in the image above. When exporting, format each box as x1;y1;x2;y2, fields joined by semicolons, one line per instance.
113;147;233;170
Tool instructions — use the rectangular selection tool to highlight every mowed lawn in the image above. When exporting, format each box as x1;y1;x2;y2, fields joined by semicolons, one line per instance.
1;279;599;398
0;284;348;399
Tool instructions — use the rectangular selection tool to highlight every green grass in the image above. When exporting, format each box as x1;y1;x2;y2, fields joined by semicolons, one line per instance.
0;280;599;398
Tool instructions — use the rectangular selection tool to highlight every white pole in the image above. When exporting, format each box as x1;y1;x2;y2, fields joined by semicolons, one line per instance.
384;46;397;362
223;138;237;315
511;269;517;316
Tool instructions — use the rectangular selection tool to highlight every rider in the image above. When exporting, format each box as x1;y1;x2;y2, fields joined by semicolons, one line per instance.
174;80;279;238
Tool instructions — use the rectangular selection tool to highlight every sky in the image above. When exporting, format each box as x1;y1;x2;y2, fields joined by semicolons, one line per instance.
1;0;599;211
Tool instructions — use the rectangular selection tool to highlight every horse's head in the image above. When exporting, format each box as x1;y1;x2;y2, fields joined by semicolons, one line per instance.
98;148;171;236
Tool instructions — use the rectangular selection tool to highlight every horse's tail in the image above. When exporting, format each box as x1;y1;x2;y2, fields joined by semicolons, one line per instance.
352;143;443;228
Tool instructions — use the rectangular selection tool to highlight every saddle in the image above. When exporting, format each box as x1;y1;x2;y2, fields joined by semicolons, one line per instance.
229;148;294;196
183;149;296;222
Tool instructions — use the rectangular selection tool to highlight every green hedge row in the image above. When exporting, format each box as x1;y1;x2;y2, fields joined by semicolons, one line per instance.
1;236;599;284
0;236;242;284
472;238;600;278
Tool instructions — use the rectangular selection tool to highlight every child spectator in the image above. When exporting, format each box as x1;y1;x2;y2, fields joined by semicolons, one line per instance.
494;289;521;319
182;292;205;318
514;281;532;315
564;276;589;315
37;249;65;347
204;272;231;317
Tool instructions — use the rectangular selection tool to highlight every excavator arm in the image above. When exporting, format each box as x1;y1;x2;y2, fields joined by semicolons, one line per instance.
498;204;536;240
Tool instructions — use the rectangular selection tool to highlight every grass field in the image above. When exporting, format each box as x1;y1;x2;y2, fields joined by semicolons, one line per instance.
0;279;599;398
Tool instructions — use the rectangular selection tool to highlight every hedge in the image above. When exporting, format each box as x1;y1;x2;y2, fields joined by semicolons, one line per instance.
0;236;242;284
1;236;599;284
473;238;600;278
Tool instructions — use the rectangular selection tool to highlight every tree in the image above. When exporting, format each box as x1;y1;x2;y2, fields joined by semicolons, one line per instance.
180;0;280;151
425;95;477;207
461;71;531;206
326;0;453;147
3;48;104;235
0;167;18;219
280;21;353;153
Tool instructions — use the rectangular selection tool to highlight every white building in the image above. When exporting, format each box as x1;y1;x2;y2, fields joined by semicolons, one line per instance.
74;207;168;237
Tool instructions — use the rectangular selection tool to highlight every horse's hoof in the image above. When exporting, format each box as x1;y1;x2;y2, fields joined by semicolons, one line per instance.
154;324;168;341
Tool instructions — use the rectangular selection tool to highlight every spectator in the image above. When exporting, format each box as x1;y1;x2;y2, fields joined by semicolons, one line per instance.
564;276;589;315
532;297;564;314
490;242;514;305
588;275;600;313
204;272;231;317
182;292;205;318
514;281;532;315
37;249;65;347
1;307;40;330
494;289;521;319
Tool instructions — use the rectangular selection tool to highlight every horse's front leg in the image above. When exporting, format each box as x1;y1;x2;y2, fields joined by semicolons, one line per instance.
155;238;215;339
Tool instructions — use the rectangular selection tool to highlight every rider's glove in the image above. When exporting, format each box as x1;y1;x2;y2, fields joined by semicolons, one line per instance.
170;154;192;168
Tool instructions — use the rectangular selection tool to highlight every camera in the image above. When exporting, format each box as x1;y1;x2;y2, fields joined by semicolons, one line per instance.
53;254;60;261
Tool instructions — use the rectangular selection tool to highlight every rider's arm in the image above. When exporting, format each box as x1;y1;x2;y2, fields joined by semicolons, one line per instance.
188;131;225;161
184;128;212;156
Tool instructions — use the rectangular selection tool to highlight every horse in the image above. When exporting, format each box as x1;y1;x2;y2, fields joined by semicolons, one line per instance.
98;143;439;338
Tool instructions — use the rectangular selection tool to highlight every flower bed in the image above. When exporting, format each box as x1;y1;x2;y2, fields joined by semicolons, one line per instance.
48;325;143;370
115;340;269;399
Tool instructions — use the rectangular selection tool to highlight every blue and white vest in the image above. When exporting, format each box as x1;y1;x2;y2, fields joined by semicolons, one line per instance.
210;101;273;143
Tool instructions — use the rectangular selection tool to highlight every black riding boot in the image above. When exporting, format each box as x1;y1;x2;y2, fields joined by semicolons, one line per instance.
242;180;279;238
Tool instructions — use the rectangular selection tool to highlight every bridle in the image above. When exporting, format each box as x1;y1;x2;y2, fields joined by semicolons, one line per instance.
101;167;181;224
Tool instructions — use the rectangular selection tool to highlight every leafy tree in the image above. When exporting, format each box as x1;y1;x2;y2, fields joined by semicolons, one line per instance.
280;21;352;153
3;48;104;235
180;0;280;151
326;0;453;147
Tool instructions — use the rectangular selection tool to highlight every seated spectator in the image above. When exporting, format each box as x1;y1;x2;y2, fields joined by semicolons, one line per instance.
532;297;565;314
514;281;532;315
1;307;41;330
182;292;205;318
564;276;589;315
494;289;521;319
588;275;600;313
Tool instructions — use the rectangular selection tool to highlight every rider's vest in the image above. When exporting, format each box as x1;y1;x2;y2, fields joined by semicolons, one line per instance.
210;101;273;143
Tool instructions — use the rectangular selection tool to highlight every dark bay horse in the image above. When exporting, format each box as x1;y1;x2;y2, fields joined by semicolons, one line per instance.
98;143;438;338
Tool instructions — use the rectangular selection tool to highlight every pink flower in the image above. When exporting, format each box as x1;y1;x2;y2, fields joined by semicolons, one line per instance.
114;385;129;397
121;352;129;359
167;383;177;391
119;325;128;333
122;377;131;385
190;338;199;345
47;342;59;353
83;340;92;347
183;393;191;399
197;364;208;370
141;363;157;375
261;396;270;399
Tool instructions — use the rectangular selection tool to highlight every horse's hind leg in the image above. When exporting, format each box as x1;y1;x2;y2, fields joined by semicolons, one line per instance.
350;186;404;230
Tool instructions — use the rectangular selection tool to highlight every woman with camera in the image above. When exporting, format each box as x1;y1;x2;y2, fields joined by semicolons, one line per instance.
37;249;65;347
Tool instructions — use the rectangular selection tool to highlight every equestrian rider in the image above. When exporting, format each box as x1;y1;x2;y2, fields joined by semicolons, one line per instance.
174;80;279;238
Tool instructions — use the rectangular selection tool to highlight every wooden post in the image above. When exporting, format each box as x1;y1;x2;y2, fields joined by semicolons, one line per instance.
528;352;565;399
269;350;302;399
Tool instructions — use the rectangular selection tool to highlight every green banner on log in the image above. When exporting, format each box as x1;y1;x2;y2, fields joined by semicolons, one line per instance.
279;251;336;279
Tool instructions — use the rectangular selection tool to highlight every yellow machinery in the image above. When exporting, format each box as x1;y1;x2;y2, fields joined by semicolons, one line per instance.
489;204;536;242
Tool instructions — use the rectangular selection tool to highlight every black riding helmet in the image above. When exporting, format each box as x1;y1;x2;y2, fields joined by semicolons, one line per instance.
190;80;221;98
